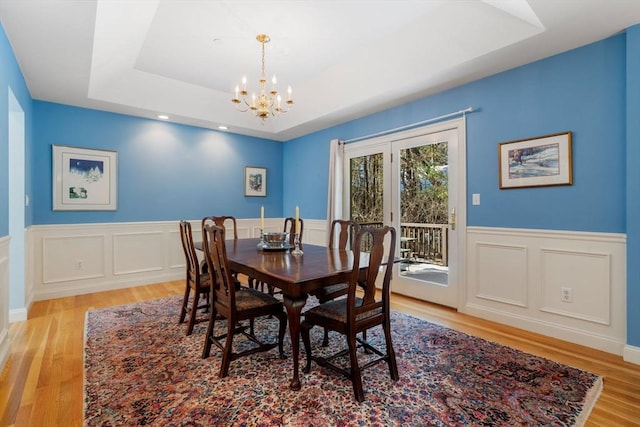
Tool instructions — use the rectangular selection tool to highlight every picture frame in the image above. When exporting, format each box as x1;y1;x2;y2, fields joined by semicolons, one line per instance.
244;166;267;197
498;132;572;189
52;145;118;210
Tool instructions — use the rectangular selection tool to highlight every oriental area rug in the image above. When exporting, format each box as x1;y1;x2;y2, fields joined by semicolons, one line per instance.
84;296;602;426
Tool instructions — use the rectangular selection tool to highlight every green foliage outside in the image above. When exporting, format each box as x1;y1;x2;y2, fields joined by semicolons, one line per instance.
349;143;448;225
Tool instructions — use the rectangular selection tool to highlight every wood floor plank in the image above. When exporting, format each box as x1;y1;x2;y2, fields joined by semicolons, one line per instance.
0;281;639;426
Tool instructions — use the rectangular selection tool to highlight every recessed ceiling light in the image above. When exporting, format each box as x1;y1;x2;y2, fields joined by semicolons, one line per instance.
157;114;169;120
218;125;228;130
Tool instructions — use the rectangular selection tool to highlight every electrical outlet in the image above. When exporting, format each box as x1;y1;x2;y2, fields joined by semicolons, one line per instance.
560;286;573;302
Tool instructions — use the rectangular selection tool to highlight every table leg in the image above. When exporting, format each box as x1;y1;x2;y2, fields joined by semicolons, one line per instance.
282;294;308;390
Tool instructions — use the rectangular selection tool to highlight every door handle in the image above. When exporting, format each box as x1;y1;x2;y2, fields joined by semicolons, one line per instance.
449;208;456;231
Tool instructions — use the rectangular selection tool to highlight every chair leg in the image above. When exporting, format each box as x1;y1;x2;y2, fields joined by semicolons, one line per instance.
186;289;199;336
277;312;287;358
201;308;217;359
218;316;235;378
347;333;365;402
179;284;190;324
362;329;370;353
322;327;330;347
301;322;313;373
383;320;399;381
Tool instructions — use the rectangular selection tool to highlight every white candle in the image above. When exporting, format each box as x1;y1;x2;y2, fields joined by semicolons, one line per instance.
295;206;299;234
260;205;264;229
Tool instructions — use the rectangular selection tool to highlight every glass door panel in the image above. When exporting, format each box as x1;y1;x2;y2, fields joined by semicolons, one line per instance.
398;142;449;284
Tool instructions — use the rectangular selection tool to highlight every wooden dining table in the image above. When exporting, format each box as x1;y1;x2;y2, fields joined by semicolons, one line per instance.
207;238;358;390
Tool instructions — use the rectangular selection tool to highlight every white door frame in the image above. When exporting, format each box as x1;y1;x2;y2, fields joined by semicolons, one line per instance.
343;118;467;309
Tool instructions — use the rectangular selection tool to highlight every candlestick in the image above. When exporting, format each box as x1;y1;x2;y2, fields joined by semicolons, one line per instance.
260;205;264;229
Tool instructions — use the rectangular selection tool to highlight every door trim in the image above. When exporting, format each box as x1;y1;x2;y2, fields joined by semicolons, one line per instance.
343;118;467;310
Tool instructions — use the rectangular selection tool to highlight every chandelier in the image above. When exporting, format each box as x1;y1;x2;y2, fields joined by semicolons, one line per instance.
231;34;293;122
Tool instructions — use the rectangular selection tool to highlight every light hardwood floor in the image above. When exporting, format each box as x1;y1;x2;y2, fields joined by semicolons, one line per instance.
1;280;639;426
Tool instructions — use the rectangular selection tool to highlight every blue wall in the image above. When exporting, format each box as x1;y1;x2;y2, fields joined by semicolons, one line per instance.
626;24;640;348
0;24;32;235
284;35;627;233
32;102;284;223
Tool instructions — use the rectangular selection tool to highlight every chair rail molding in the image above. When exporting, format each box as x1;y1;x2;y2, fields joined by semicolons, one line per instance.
464;226;627;357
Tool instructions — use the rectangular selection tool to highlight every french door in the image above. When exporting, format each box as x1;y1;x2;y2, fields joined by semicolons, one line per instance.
344;119;465;308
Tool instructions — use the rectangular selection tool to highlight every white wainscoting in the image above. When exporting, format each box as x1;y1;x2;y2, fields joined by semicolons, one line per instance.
24;221;635;360
464;227;626;356
29;219;328;302
0;236;10;372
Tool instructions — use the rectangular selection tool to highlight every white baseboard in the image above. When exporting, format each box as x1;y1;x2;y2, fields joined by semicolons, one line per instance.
0;237;8;372
623;344;640;365
0;329;9;374
465;303;625;355
9;308;27;323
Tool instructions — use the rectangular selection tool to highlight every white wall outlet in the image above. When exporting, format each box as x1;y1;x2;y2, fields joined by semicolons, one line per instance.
560;286;573;302
472;193;480;205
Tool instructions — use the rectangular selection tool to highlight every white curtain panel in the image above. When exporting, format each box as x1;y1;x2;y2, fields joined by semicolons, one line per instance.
326;138;344;245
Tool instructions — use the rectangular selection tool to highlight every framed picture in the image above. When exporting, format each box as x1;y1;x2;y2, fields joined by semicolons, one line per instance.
52;145;117;210
498;132;572;189
244;166;267;197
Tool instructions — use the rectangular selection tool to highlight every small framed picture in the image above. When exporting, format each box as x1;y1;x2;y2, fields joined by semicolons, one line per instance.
52;145;118;210
498;132;572;189
244;166;267;197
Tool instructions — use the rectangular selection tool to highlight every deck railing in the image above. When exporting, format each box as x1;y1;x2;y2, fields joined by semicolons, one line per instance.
357;221;448;266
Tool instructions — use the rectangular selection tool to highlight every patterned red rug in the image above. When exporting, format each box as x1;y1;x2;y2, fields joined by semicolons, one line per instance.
84;296;602;426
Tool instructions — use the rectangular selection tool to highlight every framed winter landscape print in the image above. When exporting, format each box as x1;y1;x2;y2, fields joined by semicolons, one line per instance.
244;166;267;197
52;145;118;210
498;132;572;189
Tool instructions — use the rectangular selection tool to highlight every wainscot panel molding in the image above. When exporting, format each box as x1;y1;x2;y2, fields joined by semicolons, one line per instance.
29;219;329;302
464;226;627;356
0;236;10;372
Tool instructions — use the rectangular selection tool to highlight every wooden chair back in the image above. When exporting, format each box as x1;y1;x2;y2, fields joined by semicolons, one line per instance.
283;217;304;245
202;215;238;240
179;220;201;286
348;225;396;330
329;219;360;250
202;223;236;314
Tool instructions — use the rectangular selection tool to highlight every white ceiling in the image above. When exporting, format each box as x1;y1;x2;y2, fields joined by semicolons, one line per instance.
0;0;639;141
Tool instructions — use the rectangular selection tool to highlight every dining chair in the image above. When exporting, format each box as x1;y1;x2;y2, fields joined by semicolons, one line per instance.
310;219;360;346
201;223;287;378
301;225;399;402
202;215;243;281
178;220;211;336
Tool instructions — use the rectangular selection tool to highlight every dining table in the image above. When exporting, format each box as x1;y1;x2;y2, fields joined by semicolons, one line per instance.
200;237;359;390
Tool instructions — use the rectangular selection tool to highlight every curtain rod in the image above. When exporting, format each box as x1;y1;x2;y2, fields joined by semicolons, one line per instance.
341;106;476;144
